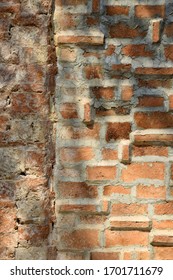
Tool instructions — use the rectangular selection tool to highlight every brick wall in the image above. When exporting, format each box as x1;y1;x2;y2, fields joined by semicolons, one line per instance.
0;0;56;259
52;0;173;260
1;0;173;260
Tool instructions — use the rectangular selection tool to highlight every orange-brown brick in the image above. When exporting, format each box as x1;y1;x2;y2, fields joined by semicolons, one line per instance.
135;5;165;18
121;162;165;182
138;96;164;107
60;103;78;119
110;23;146;38
105;230;149;247
122;44;153;58
136;185;166;199
134;112;173;129
85;65;103;79
111;203;148;216
91;252;120;260
102;148;118;160
154;247;173;260
106;6;129;16
58;182;98;198
91;87;115;100
106;122;131;141
133;146;168;157
60;229;100;249
103;185;131;196
87;166;116;180
154;202;173;215
60;147;94;162
121;85;133;101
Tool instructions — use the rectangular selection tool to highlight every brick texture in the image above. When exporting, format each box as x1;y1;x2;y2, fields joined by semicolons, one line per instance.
1;0;173;261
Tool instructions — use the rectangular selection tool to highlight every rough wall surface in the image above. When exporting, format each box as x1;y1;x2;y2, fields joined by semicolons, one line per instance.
1;0;173;260
0;0;56;259
52;0;173;260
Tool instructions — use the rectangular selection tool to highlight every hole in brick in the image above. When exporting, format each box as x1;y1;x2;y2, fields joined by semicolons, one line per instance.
20;171;27;176
6;125;11;131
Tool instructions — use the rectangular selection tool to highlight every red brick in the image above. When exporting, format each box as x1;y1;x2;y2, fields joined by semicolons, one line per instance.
83;103;92;124
60;123;100;140
154;247;173;260
106;122;131;142
110;23;146;38
152;20;161;43
55;0;87;5
112;64;131;73
60;147;94;162
135;67;173;75
103;185;131;196
121;85;133;101
86;16;99;26
138;96;164;107
119;140;131;163
59;204;97;213
85;65;103;79
56;33;104;45
152;235;173;246
133;132;173;146
91;87;114;100
105;230;149;247
87;166;116;180
80;215;107;225
136;185;166;199
133;146;168;157
61;229;100;249
58;182;98;198
154;202;173;215
92;0;100;13
60;103;78;119
153;220;173;230
111;203;148;216
106;6;129;16
164;23;173;37
110;219;150;231
138;79;172;89
102;148;118;160
134;112;173;129
121;162;165;182
96;107;130;117
135;5;165;18
122;44;153;58
91;252;120;260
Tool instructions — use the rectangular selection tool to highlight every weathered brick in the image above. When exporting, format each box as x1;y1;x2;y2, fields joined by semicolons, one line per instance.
106;6;129;16
105;230;149;247
87;166;116;181
133;146;168;157
106;122;131;142
135;5;165;18
137;96;164;107
154;247;173;260
122;44;153;58
136;185;166;200
103;185;131;196
60;229;100;249
121;162;165;182
60;147;94;162
110;23;146;38
58;182;98;198
91;87;115;100
91;252;120;260
135;112;173;129
111;203;148;216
